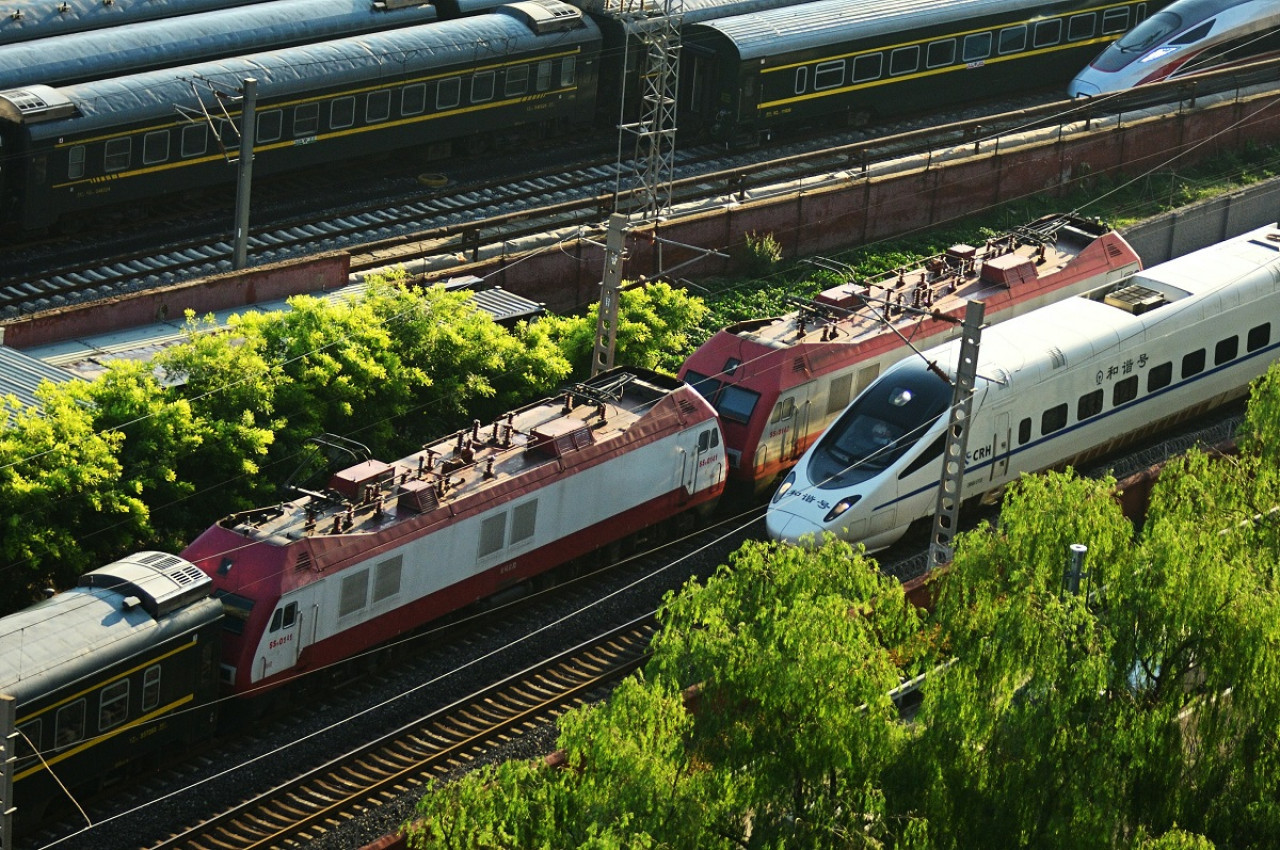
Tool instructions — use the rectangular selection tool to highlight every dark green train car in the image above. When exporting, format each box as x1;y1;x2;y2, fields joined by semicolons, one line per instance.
1;552;222;830
680;0;1166;144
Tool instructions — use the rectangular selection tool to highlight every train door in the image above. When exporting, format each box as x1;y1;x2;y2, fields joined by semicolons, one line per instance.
258;597;303;680
763;396;797;470
681;426;723;497
989;412;1012;483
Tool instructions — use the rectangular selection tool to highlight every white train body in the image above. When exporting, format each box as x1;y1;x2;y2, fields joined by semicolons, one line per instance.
1068;0;1280;96
182;368;724;693
768;222;1280;551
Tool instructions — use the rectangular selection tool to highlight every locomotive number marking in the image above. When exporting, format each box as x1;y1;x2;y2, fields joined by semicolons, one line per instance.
498;560;519;575
269;632;294;651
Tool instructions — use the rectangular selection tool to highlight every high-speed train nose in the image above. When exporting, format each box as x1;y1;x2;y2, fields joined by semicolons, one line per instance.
1068;77;1101;98
765;509;817;545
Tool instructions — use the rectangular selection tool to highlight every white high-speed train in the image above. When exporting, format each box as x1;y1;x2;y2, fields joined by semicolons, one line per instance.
1069;0;1280;97
767;222;1280;551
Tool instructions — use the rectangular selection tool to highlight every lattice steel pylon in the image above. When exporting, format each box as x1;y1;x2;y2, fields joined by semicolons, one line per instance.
611;0;682;222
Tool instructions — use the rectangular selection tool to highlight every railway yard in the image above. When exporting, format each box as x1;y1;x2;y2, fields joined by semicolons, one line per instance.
3;2;1280;846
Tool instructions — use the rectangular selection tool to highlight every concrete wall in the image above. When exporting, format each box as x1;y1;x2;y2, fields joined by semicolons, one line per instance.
1120;178;1280;267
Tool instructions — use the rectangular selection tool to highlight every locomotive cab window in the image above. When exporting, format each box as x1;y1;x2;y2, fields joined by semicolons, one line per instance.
403;83;427;116
257;110;283;143
104;138;131;173
1068;13;1096;41
1171;21;1213;45
505;65;529;97
214;590;253;635
698;429;720;452
1215;336;1238;365
998;26;1026;55
68;145;85;179
437;77;461;110
771;397;795;423
1182;349;1206;378
332;96;356;130
1041;403;1068;436
852;53;882;83
963;32;992;63
1034;19;1062;48
294;103;320;136
1148;361;1173;392
143;130;169;166
367;90;391;123
889;47;918;76
1248;322;1270;352
55;700;85;750
99;680;129;731
269;600;298;632
1102;7;1130;35
472;70;495;103
926;39;955;68
814;59;845;90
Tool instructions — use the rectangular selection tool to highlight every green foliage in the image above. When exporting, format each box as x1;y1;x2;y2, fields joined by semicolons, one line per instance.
537;280;709;376
741;230;783;276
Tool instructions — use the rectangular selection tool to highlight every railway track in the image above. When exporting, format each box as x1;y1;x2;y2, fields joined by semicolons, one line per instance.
144;618;656;849
5;61;1277;319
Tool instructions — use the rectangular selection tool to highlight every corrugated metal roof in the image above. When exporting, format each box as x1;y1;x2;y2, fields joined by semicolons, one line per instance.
0;344;80;412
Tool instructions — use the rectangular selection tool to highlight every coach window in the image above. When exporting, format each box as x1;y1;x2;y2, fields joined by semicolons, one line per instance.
561;55;576;87
1181;348;1206;379
331;96;356;129
1113;375;1138;406
1102;7;1129;35
294;102;320;136
998;25;1026;54
1148;361;1172;392
889;47;919;76
793;66;808;94
257;109;282;143
511;500;538;546
505;65;529;97
963;32;992;63
472;70;495;103
68;145;85;179
814;59;845;89
373;555;403;604
1034;19;1062;48
367;90;391;123
437;77;461;110
99;680;129;731
339;569;369;619
536;60;552;91
1077;389;1104;421
1018;417;1032;445
852;53;882;83
142;665;162;712
142;130;169;165
926;39;955;68
1248;322;1270;352
479;512;506;557
1215;336;1238;366
1041;403;1068;436
181;124;208;158
1068;13;1095;41
55;700;85;750
104;138;131;173
403;83;427;116
16;720;39;768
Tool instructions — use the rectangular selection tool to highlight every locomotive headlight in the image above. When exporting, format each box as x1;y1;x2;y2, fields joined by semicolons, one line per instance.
824;494;862;523
771;471;797;504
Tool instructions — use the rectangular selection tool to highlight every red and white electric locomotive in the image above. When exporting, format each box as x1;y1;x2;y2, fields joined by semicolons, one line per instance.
677;215;1141;495
181;368;725;694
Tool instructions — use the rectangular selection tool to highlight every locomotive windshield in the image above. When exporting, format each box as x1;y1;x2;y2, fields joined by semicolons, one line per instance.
1094;11;1184;70
810;362;952;489
683;369;760;424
